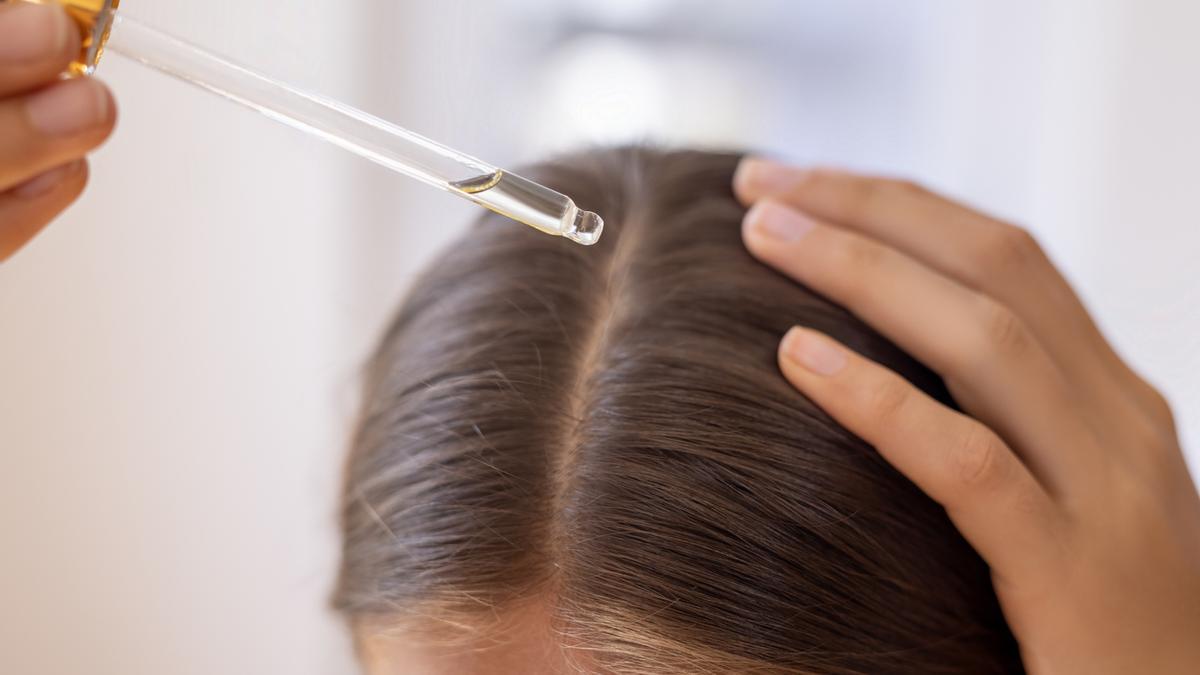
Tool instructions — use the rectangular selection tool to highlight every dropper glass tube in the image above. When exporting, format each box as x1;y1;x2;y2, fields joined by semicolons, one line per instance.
9;0;604;245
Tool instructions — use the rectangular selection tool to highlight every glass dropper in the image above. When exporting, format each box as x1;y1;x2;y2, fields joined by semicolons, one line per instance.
14;0;604;246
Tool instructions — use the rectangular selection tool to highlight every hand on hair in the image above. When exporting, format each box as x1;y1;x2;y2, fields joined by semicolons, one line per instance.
0;2;115;262
735;159;1200;675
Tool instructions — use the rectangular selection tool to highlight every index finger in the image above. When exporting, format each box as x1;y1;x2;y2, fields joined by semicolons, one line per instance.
0;2;80;97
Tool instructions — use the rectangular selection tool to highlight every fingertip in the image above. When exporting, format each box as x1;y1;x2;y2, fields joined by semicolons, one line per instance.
741;201;781;265
742;200;817;252
779;326;806;364
734;157;808;203
0;158;89;263
86;77;116;133
92;78;118;138
12;159;83;199
733;156;762;204
733;156;780;204
47;158;89;220
63;156;90;199
25;77;116;140
741;200;769;247
54;156;89;203
779;326;848;377
36;156;89;209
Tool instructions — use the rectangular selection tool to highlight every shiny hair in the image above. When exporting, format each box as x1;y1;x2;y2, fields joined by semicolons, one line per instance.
334;147;1022;674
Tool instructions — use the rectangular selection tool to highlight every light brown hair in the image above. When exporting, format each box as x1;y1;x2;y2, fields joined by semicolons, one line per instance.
334;147;1022;674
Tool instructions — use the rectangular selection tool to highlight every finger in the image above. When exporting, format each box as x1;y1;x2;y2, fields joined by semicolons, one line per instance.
744;200;1098;491
735;160;1157;425
0;77;115;191
0;2;80;97
777;326;1063;586
0;158;87;262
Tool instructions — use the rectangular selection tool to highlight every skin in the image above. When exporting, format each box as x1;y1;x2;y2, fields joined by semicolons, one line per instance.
361;599;586;675
0;2;116;263
735;158;1200;674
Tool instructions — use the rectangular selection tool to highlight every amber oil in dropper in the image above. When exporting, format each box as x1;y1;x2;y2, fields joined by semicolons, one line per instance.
451;171;604;246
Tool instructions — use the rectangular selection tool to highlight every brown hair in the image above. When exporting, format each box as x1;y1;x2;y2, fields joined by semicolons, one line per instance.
334;147;1022;674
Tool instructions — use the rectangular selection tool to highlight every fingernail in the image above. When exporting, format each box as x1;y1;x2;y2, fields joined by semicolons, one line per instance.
26;78;111;137
13;160;83;199
735;158;807;197
745;201;816;243
0;3;71;63
782;327;847;376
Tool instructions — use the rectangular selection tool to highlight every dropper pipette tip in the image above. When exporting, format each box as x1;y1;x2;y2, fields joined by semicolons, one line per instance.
565;210;604;246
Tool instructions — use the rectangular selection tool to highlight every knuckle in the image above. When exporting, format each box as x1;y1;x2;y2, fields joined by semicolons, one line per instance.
824;235;888;303
859;375;911;426
977;298;1031;357
977;225;1043;280
949;424;1005;490
1141;385;1177;428
1129;417;1171;456
1118;400;1176;462
829;233;887;272
1010;480;1047;519
851;177;898;221
71;161;90;194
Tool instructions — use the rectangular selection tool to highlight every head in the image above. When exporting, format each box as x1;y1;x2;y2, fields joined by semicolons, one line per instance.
334;147;1021;674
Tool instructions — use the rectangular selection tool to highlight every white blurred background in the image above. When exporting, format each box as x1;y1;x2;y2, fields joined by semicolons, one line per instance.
1;1;1197;673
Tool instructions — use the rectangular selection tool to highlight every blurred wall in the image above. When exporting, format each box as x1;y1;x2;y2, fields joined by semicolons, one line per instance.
0;2;368;674
1;1;1197;674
